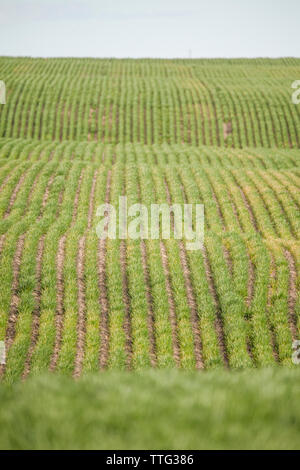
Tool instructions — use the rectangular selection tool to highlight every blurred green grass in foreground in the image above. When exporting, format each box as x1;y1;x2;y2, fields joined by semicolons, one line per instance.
0;368;299;450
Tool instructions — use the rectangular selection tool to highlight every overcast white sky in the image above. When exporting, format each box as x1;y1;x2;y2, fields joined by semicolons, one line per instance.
0;0;299;58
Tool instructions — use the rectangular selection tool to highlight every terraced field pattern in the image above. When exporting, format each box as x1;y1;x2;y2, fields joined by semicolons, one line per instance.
0;57;299;383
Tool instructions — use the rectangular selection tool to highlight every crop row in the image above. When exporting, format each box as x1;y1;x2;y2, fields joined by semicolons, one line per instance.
0;138;299;169
0;58;299;147
0;148;298;382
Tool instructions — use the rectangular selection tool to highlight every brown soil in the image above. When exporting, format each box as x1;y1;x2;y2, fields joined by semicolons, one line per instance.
179;241;204;369
98;170;112;369
73;236;86;378
223;122;232;142
120;240;133;369
50;169;84;371
38;174;55;220
164;177;203;368
246;256;255;309
4;173;27;218
223;245;233;276
245;253;255;362
74;169;98;377
160;241;181;367
49;234;66;371
140;240;157;367
0;234;25;377
236;180;260;233
267;255;279;362
0;172;13;194
227;190;243;231
284;249;298;341
22;235;45;379
202;245;229;367
212;189;226;231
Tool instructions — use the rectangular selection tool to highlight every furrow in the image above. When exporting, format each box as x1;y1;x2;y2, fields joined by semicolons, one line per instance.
140;240;157;367
235;180;260;233
202;245;229;367
73;236;86;378
223;245;233;277
3;172;27;219
284;249;299;341
73;169;98;377
49;234;66;371
22;235;45;379
98;170;112;369
266;255;279;362
120;240;133;369
164;178;203;369
178;241;204;369
0;234;25;378
50;170;84;371
159;241;181;367
246;256;255;309
245;253;255;361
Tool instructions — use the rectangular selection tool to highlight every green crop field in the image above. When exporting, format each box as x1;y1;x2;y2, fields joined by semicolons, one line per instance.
0;57;299;449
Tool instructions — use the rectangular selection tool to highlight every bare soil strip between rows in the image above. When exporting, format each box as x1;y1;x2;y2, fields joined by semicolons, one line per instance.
74;169;98;377
38;174;55;219
0;172;14;195
159;241;181;367
0;234;5;258
140;240;157;367
136;173;157;367
245;254;255;362
231;174;260;234
179;241;204;369
202;245;229;367
1;166;67;378
98;170;112;369
3;173;27;219
267;255;279;362
223;245;233;277
49;235;66;371
120;166;133;370
22;235;45;379
165;178;203;369
50;170;84;371
211;189;226;231
284;249;299;341
120;240;133;369
227;190;244;231
0;234;25;378
246;256;255;310
73;236;86;378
